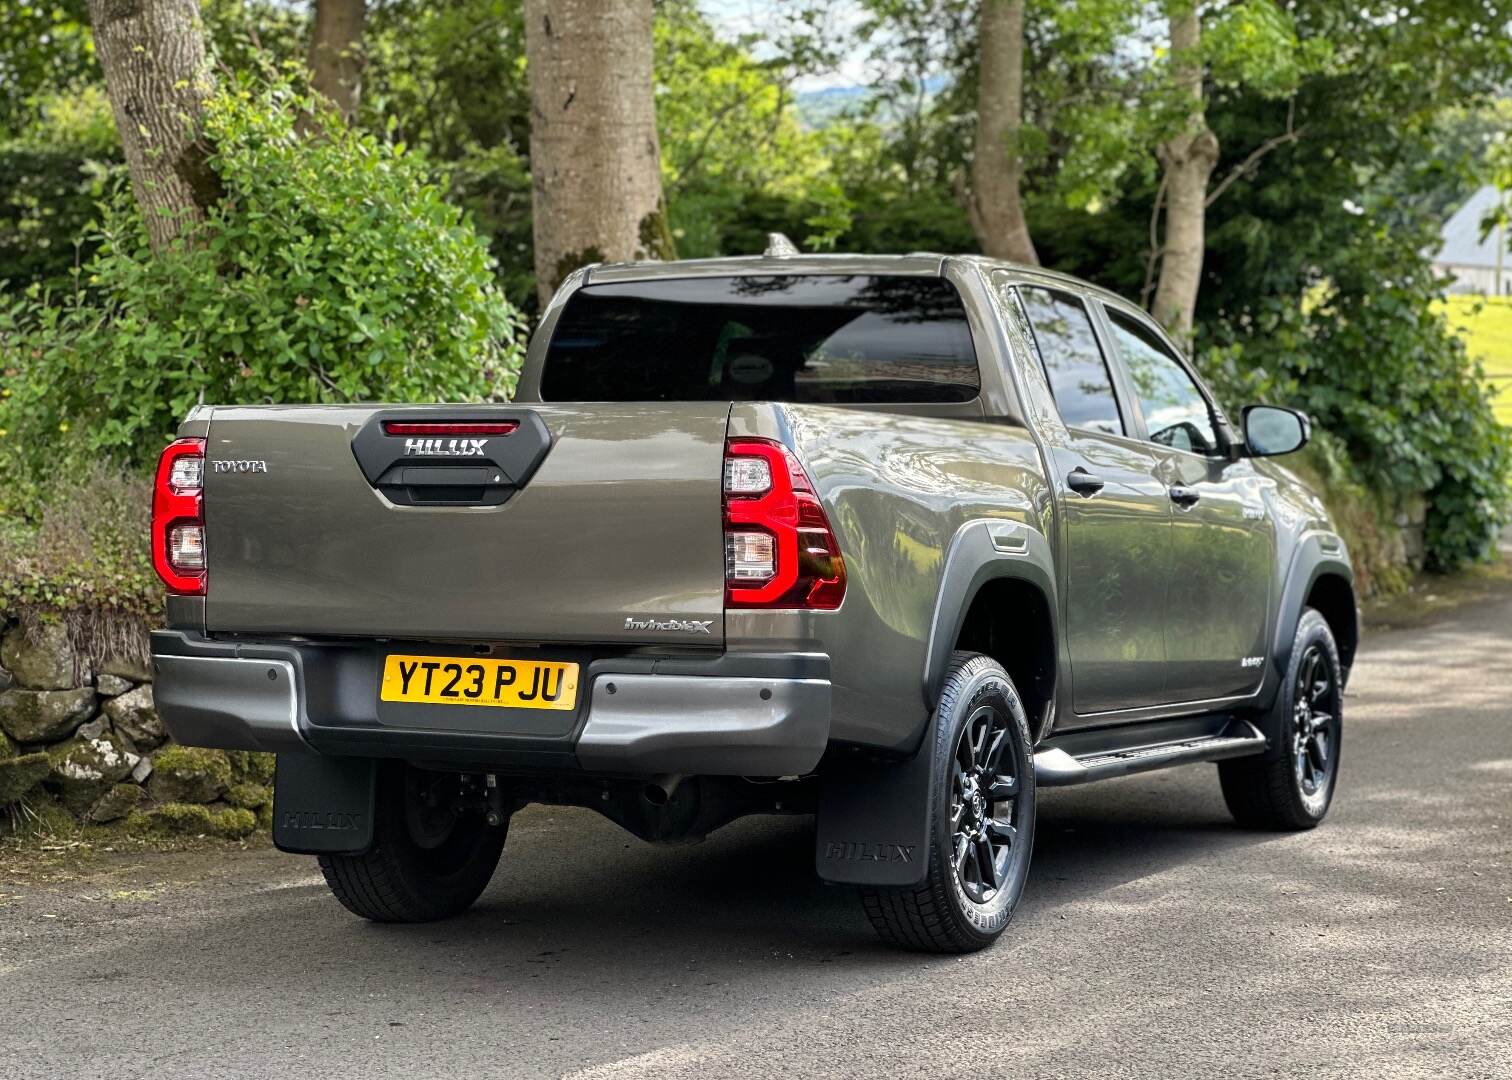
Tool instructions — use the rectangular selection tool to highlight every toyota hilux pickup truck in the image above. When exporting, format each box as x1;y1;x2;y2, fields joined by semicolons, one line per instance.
149;240;1357;953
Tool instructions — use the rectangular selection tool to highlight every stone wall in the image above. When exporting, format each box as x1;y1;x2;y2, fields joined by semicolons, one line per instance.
0;621;271;838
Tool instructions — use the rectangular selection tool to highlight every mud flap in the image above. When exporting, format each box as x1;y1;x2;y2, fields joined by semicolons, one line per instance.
272;754;377;855
814;732;938;888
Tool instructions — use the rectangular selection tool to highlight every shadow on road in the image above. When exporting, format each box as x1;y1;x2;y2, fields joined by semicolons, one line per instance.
144;766;1276;990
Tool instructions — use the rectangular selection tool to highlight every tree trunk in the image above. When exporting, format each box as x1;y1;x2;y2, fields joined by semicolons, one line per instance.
967;0;1038;265
307;0;366;124
89;0;219;253
524;0;673;309
1151;2;1219;342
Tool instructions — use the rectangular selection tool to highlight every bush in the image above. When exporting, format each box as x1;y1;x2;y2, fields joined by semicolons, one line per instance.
0;68;526;476
1200;221;1511;572
0;460;157;665
0;84;123;297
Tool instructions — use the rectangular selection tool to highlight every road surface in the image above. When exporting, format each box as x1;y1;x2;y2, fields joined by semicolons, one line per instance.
2;589;1510;1079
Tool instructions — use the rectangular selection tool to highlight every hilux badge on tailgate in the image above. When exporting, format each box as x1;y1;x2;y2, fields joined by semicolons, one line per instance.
403;437;488;456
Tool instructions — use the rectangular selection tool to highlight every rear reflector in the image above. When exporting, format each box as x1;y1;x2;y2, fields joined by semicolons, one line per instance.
723;439;846;610
381;421;519;437
152;437;207;595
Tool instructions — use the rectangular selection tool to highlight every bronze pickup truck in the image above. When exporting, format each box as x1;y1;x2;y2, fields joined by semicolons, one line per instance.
149;240;1356;953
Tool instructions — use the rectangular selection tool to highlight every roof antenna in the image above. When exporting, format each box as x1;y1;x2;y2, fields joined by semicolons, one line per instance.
763;232;800;258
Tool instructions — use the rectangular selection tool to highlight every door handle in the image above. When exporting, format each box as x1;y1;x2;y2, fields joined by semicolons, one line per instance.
1066;468;1105;497
1169;485;1201;508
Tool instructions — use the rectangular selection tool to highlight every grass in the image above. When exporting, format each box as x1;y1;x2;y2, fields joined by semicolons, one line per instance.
1440;295;1512;428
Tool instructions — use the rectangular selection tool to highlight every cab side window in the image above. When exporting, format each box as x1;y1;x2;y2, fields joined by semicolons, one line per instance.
1107;309;1218;455
1018;287;1124;436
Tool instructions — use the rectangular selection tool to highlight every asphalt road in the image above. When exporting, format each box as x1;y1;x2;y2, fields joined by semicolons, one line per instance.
3;592;1510;1080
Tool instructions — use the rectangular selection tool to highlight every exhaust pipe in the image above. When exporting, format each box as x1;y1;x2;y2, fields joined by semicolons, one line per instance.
642;775;685;806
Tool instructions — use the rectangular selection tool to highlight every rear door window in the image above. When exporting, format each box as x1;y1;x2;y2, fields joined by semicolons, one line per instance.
540;275;980;403
1017;287;1124;435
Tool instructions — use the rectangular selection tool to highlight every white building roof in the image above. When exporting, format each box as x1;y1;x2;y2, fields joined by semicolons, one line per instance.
1435;185;1508;270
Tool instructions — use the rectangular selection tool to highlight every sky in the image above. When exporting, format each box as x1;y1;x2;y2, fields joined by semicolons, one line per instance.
696;0;879;91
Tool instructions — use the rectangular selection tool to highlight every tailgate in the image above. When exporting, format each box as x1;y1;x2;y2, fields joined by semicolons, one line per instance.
202;403;730;645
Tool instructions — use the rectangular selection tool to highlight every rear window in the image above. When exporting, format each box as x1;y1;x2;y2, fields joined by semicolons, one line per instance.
539;274;980;403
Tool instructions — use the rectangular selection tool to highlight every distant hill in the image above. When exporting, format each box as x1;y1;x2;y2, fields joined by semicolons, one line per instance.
794;85;873;127
794;75;950;128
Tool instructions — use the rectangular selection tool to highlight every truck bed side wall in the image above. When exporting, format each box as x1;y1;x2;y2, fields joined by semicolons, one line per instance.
728;402;1055;755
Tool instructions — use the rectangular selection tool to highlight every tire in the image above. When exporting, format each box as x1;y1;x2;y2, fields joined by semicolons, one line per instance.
318;763;507;922
860;652;1036;954
1219;608;1343;830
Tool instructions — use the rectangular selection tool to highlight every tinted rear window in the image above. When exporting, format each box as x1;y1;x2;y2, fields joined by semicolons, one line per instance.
540;275;980;403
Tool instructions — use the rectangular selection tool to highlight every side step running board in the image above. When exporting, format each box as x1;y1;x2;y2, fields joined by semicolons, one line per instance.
1034;716;1267;787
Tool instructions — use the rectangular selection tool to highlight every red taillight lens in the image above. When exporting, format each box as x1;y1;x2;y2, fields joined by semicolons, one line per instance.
152;437;206;595
381;421;519;437
723;439;846;610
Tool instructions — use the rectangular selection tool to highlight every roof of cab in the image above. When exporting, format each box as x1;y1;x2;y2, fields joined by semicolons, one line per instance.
585;252;948;282
581;250;1138;313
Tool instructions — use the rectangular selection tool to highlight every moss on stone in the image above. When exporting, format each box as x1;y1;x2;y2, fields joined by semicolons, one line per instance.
225;750;276;786
0;752;52;805
126;802;215;836
47;730;139;815
209;806;258;839
224;782;272;811
6;790;82;839
149;745;232;804
86;782;146;824
124;801;260;840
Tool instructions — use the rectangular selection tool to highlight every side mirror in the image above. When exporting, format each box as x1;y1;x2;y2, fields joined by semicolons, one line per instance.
1242;405;1311;457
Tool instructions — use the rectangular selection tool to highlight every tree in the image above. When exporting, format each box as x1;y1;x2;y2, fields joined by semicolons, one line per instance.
966;0;1037;264
1150;0;1217;340
307;0;366;123
523;0;673;308
87;0;219;252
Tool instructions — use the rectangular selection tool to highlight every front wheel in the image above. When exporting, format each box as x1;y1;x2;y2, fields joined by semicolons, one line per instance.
1219;608;1343;830
861;652;1036;954
319;763;507;922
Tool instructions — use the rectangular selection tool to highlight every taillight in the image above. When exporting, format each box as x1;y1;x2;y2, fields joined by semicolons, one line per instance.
152;437;206;595
723;439;845;609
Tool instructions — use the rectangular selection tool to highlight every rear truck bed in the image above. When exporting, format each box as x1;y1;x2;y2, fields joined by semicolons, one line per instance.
152;401;838;779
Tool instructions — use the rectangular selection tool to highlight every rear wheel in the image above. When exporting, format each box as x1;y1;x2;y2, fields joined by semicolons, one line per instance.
1220;608;1343;830
319;763;507;922
861;652;1035;954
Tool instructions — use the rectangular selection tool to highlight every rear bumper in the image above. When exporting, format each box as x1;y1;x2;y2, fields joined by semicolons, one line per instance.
150;631;831;777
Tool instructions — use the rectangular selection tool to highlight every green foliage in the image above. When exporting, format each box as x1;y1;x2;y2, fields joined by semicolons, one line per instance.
1204;0;1331;98
1199;216;1510;571
0;84;123;296
0;0;1506;583
656;2;853;254
0;69;525;475
0;458;157;624
0;0;96;138
126;801;257;839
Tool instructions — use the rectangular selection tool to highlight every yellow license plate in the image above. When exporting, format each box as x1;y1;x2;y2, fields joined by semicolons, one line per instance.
380;655;579;711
